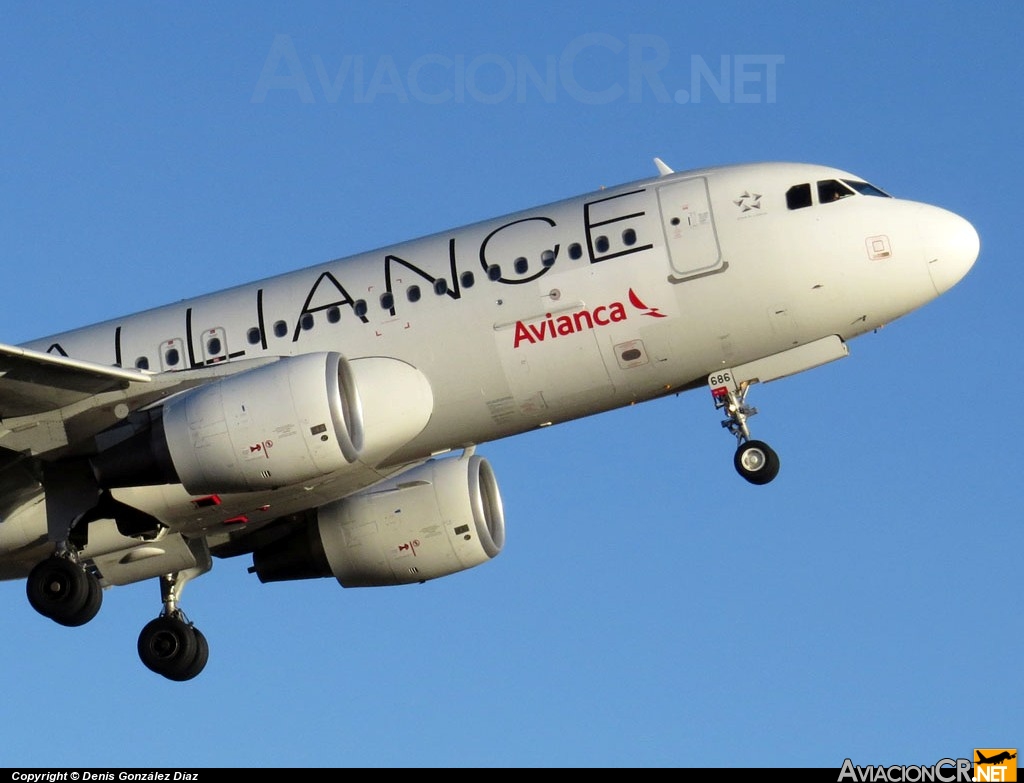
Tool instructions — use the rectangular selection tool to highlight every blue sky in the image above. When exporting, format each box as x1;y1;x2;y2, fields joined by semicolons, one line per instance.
0;0;1020;769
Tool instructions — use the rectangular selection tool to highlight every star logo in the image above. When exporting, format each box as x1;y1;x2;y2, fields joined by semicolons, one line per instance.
734;191;762;212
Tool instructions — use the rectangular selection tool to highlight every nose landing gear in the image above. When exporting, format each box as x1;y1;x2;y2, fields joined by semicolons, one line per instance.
706;335;851;485
734;439;781;485
710;374;781;485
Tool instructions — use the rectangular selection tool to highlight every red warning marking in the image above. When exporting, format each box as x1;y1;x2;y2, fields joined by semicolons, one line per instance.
397;539;421;556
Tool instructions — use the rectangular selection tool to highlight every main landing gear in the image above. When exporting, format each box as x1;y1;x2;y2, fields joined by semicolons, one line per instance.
137;572;209;681
27;550;210;681
709;371;781;485
26;551;103;627
31;464;213;681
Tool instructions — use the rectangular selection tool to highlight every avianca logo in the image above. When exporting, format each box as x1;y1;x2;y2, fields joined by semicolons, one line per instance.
513;288;665;349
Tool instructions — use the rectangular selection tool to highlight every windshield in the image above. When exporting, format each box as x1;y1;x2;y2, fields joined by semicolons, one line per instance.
818;179;856;203
843;179;891;198
786;177;895;210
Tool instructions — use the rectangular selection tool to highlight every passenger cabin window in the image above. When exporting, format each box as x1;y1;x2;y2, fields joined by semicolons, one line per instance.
273;320;288;338
135;357;150;370
786;183;812;210
818;179;855;203
247;327;262;345
164;348;180;367
326;306;341;323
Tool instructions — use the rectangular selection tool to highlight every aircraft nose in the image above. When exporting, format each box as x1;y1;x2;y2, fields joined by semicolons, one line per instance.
921;207;980;295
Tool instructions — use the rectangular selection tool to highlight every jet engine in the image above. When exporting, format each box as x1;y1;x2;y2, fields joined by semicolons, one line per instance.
90;352;434;495
250;454;505;587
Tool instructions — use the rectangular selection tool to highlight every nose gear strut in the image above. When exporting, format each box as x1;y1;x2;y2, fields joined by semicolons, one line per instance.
706;335;851;485
710;374;780;485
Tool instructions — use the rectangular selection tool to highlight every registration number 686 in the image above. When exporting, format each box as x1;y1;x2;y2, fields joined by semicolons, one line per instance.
707;371;733;388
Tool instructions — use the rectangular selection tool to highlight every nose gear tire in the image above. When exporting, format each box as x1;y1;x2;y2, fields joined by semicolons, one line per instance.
734;440;780;485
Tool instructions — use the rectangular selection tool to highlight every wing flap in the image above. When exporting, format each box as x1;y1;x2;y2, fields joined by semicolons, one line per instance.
0;342;152;418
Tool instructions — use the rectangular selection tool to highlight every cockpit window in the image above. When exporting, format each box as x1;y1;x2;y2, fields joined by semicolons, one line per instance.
786;183;812;210
818;179;856;203
842;179;891;198
787;178;892;211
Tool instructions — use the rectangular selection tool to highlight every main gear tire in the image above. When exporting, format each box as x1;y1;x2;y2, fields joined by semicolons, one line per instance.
27;557;91;624
138;616;200;680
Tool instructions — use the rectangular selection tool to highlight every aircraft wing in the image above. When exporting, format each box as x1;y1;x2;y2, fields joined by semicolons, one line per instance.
0;342;152;418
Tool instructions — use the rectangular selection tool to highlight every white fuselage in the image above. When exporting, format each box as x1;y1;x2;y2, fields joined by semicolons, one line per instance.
0;161;978;573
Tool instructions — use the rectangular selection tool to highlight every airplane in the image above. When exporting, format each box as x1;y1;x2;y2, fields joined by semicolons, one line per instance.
0;158;979;681
976;752;1016;765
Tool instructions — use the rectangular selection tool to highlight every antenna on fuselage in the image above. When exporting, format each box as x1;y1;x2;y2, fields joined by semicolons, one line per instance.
653;157;674;176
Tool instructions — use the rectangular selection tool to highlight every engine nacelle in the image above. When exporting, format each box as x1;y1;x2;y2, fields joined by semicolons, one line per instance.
91;352;434;495
161;351;363;494
251;454;505;587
